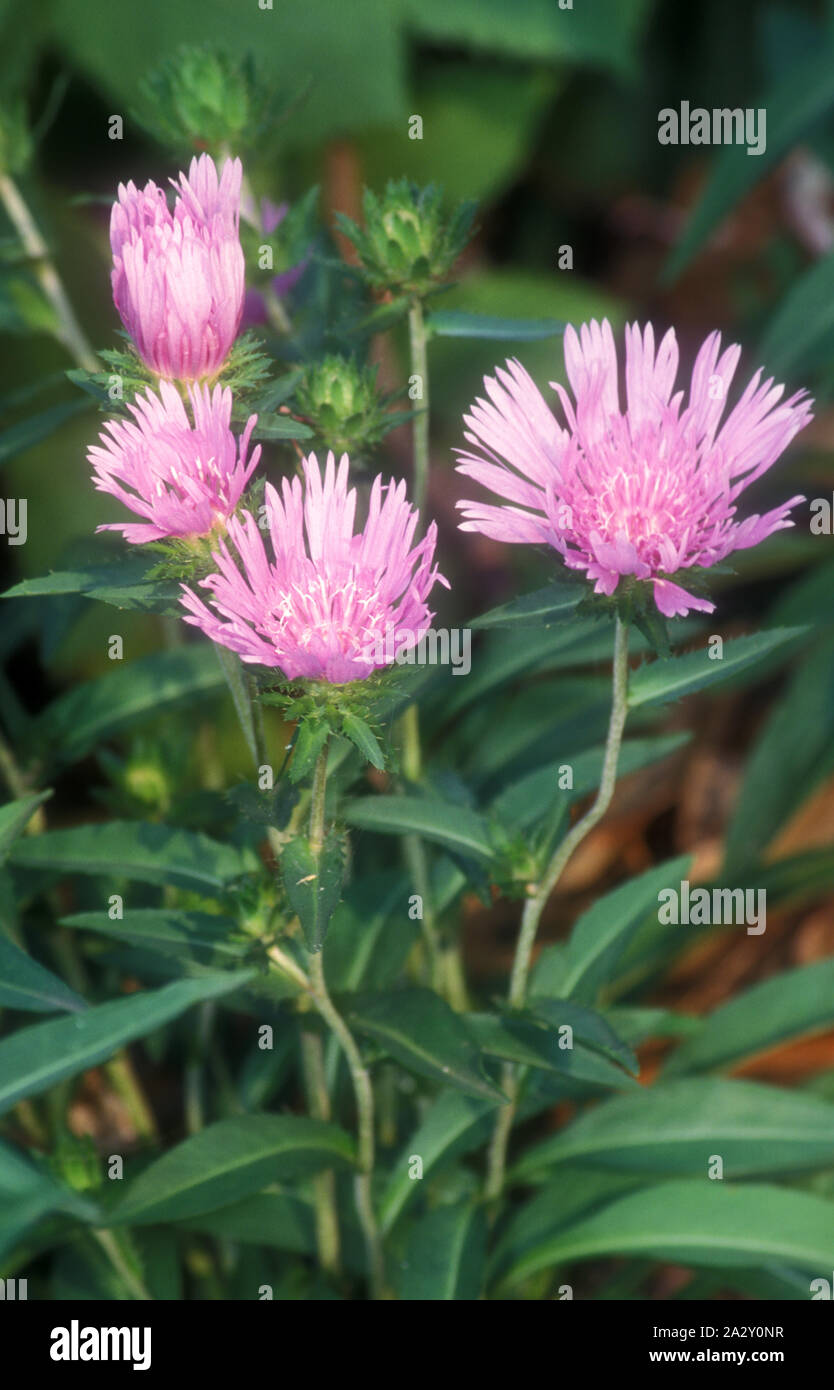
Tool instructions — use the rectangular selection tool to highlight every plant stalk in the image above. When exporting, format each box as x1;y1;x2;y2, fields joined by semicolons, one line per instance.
485;616;630;1201
0;172;98;372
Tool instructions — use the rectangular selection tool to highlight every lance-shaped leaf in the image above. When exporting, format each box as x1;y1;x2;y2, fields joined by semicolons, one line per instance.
0;791;51;861
9;820;257;894
0;933;86;1013
512;1078;834;1181
343;795;493;861
282;830;346;952
347;987;505;1102
398;1200;487;1300
380;1091;497;1232
470;580;583;630
112;1116;355;1226
665;957;834;1076
468;1012;639;1092
628;629;806;708
502;1180;834;1284
0;972;253;1115
427;309;564;340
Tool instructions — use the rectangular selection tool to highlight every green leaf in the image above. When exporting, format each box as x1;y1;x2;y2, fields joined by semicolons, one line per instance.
31;646;225;765
627;630;806;708
536;855;692;1003
0;972;252;1115
180;1191;316;1257
0;933;86;1013
61;909;247;966
322;872;417;992
490;1167;643;1282
427;309;564;341
468;1012;639;1092
470;580;583;630
340;712;385;771
664;44;834;282
758;248;834;377
214;645;258;766
491;735;689;836
288;720;328;783
398;1200;487;1300
524;998;639;1073
380;1090;497;1233
343;796;493;861
0;398;90;466
347;988;506;1103
512;1078;834;1181
0;791;51;861
251;415;314;441
724;636;834;870
503;1180;834;1283
3;555;181;614
113;1116;355;1226
665;957;834;1076
0;1139;99;1259
282;830;346;952
9;820;257;893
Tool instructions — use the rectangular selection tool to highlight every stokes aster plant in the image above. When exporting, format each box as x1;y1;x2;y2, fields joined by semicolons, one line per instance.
2;41;834;1311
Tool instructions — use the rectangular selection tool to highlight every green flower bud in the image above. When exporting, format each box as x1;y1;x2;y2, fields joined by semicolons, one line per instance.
137;46;268;156
295;354;403;458
336;179;477;298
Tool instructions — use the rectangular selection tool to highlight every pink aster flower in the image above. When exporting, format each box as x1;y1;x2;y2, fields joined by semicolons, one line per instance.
110;154;245;380
89;380;260;543
456;319;813;616
180;452;447;684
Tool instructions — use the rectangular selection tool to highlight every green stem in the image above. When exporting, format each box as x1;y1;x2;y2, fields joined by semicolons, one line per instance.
0;172;98;372
408;297;430;514
305;743;385;1297
92;1229;153;1301
300;1028;342;1277
485;616;631;1202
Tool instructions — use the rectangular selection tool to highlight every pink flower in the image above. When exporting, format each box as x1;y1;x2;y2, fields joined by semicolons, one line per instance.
110;154;245;380
456;319;813;616
181;452;447;683
89;380;260;543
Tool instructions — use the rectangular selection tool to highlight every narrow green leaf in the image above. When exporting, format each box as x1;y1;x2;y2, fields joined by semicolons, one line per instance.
9;821;257;893
427;309;564;340
666;957;834;1076
61;909;247;964
0;934;86;1013
214;645;258;766
538;854;692;1003
32;646;225;764
341;712;385;771
504;1180;834;1283
469;1011;639;1091
343;796;493;860
628;630;807;708
380;1091;497;1232
113;1116;355;1226
513;1078;834;1180
0;972;253;1115
524;998;639;1074
0;791;51;861
398;1200;487;1300
470;580;582;629
181;1192;316;1257
347;988;506;1102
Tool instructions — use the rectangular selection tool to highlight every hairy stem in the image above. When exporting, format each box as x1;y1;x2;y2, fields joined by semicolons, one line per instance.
0;172;98;372
485;617;630;1202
